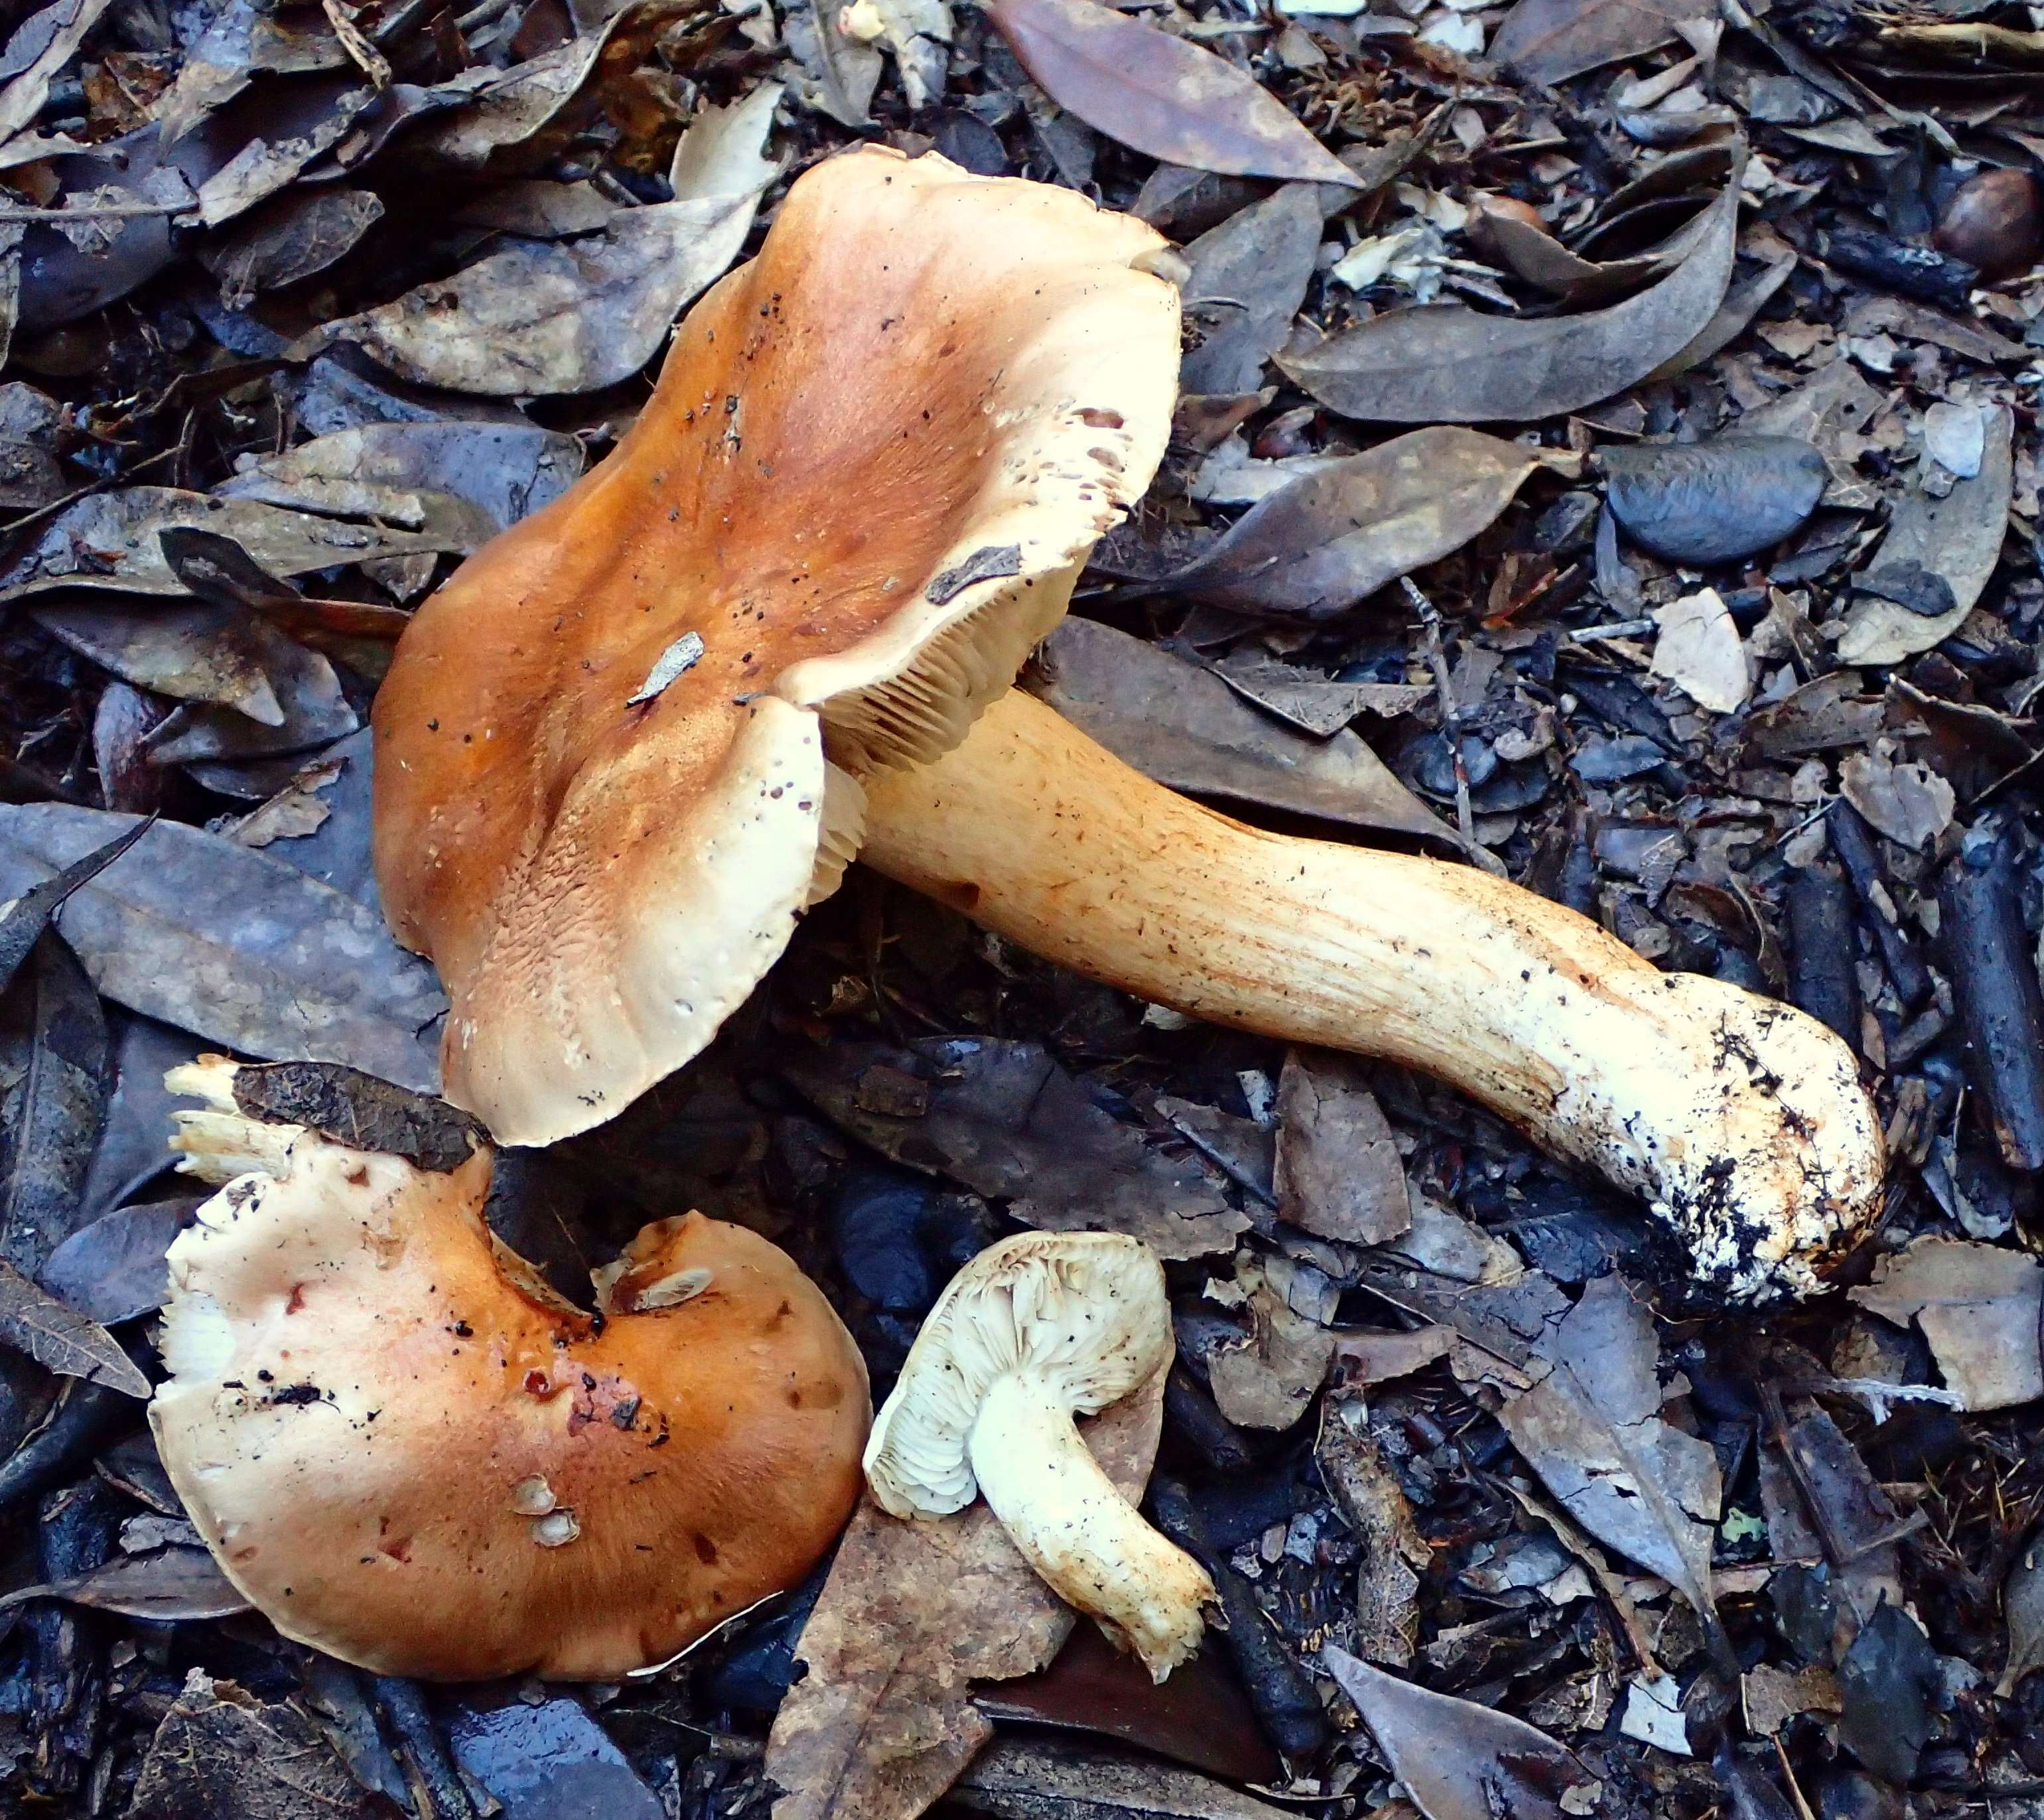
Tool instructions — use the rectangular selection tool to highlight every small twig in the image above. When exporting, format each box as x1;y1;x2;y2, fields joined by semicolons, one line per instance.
1402;577;1505;876
322;0;393;86
0;444;182;542
452;0;519;32
1566;616;1656;642
0;199;196;224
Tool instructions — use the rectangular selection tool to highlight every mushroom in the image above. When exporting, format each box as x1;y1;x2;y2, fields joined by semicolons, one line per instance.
372;143;1180;1147
372;147;1883;1300
863;1231;1213;1681
151;1058;870;1681
855;690;1881;1302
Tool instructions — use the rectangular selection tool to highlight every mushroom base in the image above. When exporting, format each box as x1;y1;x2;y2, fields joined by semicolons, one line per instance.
860;690;1885;1302
969;1371;1213;1682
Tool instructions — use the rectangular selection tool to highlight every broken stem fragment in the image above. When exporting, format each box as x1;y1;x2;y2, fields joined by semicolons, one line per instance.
865;1232;1214;1679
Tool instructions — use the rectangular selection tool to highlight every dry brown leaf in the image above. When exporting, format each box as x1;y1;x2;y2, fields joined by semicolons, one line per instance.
1318;1405;1425;1666
318;194;762;395
0;805;444;1091
1206;1255;1334;1430
1032;620;1453;844
0;1545;249;1620
1473;1275;1722;1622
0;488;482;602
1273;1049;1410;1244
1849;1237;2043;1411
953;1736;1296;1820
1649;588;1749;714
1323;1645;1594;1820
1162;428;1560;618
1837;403;2015;665
1281;175;1737;424
985;0;1356;186
764;1369;1165;1820
1490;0;1712;81
0;1257;147;1395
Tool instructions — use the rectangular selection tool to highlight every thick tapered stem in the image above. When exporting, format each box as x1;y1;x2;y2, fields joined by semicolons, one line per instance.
968;1373;1213;1681
859;690;1883;1299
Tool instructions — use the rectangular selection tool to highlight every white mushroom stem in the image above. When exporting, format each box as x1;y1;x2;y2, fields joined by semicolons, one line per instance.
858;690;1884;1301
969;1372;1213;1682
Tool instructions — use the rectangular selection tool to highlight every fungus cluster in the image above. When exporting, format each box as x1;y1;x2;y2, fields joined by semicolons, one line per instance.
149;143;1890;1691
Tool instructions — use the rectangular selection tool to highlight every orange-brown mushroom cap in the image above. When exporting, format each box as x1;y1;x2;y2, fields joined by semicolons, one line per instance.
150;1061;870;1682
373;145;1180;1145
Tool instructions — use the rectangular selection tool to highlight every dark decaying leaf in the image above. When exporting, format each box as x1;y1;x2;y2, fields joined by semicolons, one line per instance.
1162;428;1558;617
194;82;375;230
216;419;586;538
126;1669;379;1820
1322;1645;1591;1820
1836;401;2015;665
33;602;356;762
198;186;386;303
1598;437;1829;565
2000;1531;2044;1695
0;815;152;1005
0;487;486;602
320;194;762;396
156;527;413;645
80;1015;202;1216
17;130;201;333
247;726;379;909
454;179;620;238
1212;654;1430;738
152;0;350;139
973;1622;1280;1785
0;1259;147;1397
764;1371;1164;1820
0;435;65;513
784;1037;1245;1260
128;622;358;766
1479;192;1719;308
1474;1274;1722;1623
37;1197;194;1326
1644;249;1797;383
1272;1049;1410;1244
1178;185;1324;397
985;0;1357;186
953;1736;1298;1820
1489;0;1712;83
43;591;284;723
1837;1604;1937;1786
0;805;444;1092
446;1691;664;1820
0;0;117;144
410;25;636;174
1;934;109;1282
223;1060;482;1174
1280;176;1737;424
1032;620;1453;843
0;1545;247;1621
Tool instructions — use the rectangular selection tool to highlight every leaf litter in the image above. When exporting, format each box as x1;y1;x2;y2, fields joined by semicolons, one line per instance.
1;0;2043;1811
